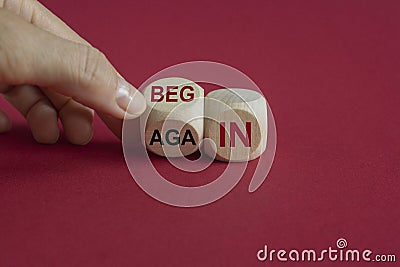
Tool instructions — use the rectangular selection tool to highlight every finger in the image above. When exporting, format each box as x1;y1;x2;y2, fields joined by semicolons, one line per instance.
0;9;146;120
2;85;59;144
42;88;94;145
59;100;94;145
2;0;131;139
2;0;97;145
0;108;12;133
2;0;129;139
26;97;59;144
1;0;90;44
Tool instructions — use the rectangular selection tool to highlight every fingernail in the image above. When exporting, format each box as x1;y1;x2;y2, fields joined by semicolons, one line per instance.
116;76;146;119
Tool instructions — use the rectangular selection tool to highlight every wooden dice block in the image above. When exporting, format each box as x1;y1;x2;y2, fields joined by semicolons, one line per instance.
141;77;204;157
204;89;267;162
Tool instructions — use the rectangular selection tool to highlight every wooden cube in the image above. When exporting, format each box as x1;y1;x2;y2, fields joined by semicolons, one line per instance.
141;78;204;157
203;89;267;162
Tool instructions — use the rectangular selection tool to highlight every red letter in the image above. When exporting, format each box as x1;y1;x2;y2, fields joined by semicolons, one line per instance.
166;86;178;102
151;86;164;102
230;122;251;147
180;86;194;102
220;122;226;147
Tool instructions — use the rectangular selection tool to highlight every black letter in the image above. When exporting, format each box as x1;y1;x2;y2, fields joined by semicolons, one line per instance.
181;129;196;145
149;129;163;145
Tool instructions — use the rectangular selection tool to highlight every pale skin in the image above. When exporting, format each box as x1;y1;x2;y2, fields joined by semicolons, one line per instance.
0;0;147;144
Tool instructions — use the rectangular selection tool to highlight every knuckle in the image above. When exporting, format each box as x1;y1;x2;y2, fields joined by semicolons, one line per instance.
26;98;54;118
79;46;106;86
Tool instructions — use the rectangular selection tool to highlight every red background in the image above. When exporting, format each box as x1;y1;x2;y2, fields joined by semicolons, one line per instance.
1;0;399;266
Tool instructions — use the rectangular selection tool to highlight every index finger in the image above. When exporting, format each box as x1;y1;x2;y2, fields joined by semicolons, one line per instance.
1;0;89;44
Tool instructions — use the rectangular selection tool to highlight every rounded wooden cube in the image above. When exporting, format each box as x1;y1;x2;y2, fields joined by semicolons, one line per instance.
204;89;267;162
141;77;204;157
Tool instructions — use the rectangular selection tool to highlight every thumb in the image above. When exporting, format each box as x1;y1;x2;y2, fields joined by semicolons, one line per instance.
0;9;146;119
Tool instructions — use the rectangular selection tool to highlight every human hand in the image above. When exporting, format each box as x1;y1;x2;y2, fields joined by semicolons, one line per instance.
0;0;146;144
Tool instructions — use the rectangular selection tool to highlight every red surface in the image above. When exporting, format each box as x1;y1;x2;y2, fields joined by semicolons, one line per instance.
1;0;399;266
